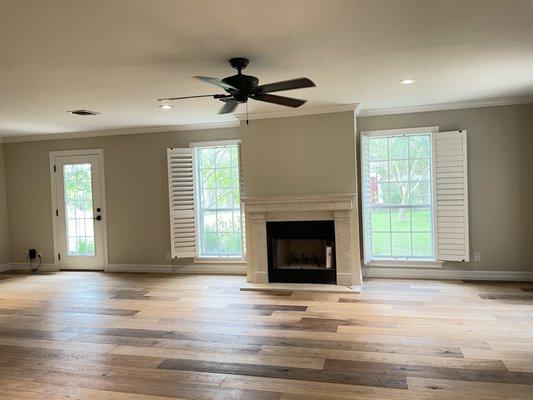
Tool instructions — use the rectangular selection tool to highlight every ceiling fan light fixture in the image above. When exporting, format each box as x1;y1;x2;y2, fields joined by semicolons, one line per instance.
158;104;174;110
398;78;417;85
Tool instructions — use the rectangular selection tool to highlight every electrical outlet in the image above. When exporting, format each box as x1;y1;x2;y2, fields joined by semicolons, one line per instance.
474;252;481;262
37;250;42;257
28;248;37;259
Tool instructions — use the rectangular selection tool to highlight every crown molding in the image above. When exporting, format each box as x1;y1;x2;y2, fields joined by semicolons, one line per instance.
1;104;358;143
357;96;533;117
0;120;241;144
235;103;358;121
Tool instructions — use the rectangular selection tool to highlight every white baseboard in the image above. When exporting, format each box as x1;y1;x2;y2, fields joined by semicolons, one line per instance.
0;263;11;272
8;263;59;272
363;266;533;281
106;263;246;275
3;261;529;281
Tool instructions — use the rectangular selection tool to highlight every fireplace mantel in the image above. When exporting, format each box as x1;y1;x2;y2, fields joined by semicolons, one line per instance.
242;194;356;212
242;193;362;287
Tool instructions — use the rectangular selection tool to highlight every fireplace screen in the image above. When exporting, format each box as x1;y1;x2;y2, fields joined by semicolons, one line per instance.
267;221;336;284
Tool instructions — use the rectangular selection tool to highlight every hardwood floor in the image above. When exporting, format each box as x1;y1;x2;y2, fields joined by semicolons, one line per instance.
0;271;532;399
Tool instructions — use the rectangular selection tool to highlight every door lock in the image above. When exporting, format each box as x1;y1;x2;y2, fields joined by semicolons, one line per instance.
94;215;102;221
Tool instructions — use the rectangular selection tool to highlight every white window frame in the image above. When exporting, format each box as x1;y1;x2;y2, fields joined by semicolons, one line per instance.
190;139;245;262
360;126;442;268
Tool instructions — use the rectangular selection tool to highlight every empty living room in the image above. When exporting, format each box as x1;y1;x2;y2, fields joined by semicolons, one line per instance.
1;1;532;399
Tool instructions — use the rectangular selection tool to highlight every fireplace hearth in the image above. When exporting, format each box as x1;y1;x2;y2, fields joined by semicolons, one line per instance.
267;220;336;284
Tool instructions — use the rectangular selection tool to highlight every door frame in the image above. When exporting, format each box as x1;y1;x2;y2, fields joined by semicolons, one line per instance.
49;149;109;270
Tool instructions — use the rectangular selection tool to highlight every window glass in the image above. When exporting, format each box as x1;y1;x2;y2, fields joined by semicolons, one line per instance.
196;145;243;257
364;133;433;259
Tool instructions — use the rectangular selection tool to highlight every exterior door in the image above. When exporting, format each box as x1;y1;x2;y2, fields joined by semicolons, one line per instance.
51;151;107;270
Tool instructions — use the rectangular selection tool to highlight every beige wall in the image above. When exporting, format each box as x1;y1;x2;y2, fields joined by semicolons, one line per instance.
3;104;532;273
0;144;10;265
357;103;533;271
4;112;358;266
4;128;239;264
241;112;357;196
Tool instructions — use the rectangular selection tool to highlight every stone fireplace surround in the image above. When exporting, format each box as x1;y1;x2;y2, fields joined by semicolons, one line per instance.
242;194;362;287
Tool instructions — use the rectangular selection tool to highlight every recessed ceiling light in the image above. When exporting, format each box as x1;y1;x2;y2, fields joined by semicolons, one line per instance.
398;79;416;85
158;104;174;110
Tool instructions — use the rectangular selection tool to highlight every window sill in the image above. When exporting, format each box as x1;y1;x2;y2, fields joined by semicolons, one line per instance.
365;259;443;269
194;257;246;265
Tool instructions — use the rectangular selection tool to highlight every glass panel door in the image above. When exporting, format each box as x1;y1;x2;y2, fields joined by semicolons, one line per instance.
63;163;96;256
53;153;105;270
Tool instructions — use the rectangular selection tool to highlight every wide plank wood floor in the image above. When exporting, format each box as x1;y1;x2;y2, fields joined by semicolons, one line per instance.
0;271;532;399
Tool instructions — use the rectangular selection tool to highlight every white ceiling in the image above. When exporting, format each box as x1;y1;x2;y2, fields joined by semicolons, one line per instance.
1;0;533;138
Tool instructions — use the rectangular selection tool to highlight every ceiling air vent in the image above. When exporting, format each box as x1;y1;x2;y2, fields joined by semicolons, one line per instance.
68;109;100;116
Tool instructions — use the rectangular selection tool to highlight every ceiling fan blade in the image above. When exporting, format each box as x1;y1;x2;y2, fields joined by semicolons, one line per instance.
194;76;237;91
157;94;226;101
255;78;315;94
219;100;239;114
251;93;307;108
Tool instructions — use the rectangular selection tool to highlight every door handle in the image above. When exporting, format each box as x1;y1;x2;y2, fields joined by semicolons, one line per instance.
94;215;102;221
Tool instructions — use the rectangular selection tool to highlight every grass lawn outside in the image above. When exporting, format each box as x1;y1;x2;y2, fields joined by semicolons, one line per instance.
370;208;433;257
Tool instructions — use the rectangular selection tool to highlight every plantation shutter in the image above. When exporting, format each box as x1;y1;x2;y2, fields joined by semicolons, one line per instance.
360;135;372;264
433;130;469;262
167;148;196;258
238;142;247;260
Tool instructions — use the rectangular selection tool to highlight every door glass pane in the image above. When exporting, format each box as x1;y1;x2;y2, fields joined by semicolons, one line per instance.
63;163;95;256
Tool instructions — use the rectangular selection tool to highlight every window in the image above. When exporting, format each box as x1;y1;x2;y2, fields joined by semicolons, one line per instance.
194;143;243;258
362;130;435;261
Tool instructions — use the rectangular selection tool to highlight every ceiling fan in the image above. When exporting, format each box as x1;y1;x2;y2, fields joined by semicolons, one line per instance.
158;57;316;117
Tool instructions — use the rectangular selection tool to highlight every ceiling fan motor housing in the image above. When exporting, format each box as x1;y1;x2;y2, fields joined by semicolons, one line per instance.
222;74;259;102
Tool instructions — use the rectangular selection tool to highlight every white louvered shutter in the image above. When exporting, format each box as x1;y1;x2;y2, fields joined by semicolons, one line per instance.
237;142;247;260
167;148;196;258
433;131;469;262
360;135;372;264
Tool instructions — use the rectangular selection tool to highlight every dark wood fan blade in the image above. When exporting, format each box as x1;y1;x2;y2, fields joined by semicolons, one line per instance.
219;100;239;114
255;78;315;94
157;94;225;101
251;93;307;108
194;76;237;91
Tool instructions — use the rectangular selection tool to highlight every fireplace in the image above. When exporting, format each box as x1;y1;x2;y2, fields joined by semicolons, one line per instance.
267;221;336;284
242;194;362;288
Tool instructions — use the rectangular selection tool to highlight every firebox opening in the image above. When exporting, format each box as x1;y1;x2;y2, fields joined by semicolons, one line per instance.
275;239;331;269
267;220;336;284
